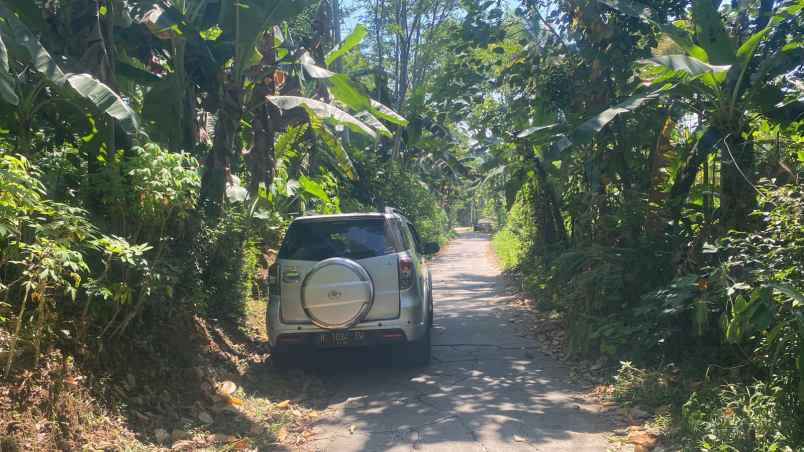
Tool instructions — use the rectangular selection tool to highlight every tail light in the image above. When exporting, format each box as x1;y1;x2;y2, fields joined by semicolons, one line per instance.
399;254;414;290
268;263;280;295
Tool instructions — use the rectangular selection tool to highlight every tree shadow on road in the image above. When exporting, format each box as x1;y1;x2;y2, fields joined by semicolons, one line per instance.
245;250;611;451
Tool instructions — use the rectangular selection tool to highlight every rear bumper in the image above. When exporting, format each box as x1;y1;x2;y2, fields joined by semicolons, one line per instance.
266;293;428;348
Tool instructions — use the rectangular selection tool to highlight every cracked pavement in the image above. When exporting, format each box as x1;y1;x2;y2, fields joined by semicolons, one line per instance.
297;232;611;451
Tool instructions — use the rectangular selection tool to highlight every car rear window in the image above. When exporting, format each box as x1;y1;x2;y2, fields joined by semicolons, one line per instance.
279;218;399;261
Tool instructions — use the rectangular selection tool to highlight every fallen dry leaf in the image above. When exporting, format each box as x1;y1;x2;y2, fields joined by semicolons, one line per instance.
275;399;290;410
230;438;252;450
277;426;289;442
225;395;244;407
218;380;237;395
627;429;657;450
171;440;196;450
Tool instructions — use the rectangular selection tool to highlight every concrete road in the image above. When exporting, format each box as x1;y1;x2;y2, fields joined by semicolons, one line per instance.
301;233;611;451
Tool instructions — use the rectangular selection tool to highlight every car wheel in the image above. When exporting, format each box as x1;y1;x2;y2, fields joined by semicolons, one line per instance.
270;346;294;369
405;328;431;367
428;291;434;329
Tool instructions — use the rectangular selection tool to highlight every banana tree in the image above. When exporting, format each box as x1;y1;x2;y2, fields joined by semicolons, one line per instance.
0;5;141;154
528;0;803;230
134;1;406;215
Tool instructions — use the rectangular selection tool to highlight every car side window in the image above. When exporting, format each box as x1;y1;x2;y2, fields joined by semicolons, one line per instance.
406;222;422;253
395;219;412;250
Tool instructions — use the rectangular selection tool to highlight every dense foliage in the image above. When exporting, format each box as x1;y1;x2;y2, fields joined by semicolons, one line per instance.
434;0;804;448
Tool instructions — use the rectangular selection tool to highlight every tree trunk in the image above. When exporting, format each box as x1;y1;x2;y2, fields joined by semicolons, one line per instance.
534;157;568;252
200;83;241;216
667;127;721;223
248;30;278;196
720;133;756;231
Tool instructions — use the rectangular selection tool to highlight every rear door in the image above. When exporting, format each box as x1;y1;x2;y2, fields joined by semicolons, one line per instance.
278;218;401;323
401;221;427;302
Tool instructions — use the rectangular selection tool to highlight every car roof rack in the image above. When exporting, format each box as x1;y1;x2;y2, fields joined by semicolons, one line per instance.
384;207;411;222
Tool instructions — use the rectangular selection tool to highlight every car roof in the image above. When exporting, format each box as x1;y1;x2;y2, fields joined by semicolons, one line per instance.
292;212;406;223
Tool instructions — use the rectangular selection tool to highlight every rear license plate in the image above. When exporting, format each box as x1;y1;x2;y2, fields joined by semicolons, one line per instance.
319;331;366;346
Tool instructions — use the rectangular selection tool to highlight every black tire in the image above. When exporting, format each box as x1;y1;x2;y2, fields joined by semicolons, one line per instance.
428;290;434;329
270;346;295;369
405;328;431;367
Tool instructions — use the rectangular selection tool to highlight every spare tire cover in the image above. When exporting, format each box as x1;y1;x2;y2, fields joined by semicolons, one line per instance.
301;258;374;329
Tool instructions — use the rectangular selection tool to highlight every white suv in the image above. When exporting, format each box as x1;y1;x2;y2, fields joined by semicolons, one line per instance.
266;208;438;367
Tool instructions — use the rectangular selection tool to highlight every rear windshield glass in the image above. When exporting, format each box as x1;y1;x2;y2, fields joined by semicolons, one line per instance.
279;219;398;261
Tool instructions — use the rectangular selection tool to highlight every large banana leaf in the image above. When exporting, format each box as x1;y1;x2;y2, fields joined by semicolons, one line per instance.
218;0;313;68
517;123;559;138
356;111;392;138
639;55;730;75
328;74;372;111
727;7;800;109
325;24;368;66
691;0;736;65
297;51;408;129
0;5;66;84
0;5;139;133
267;95;377;139
369;99;408;127
300;51;336;79
302;104;357;180
65;75;141;134
575;85;672;138
0;34;18;105
298;175;333;204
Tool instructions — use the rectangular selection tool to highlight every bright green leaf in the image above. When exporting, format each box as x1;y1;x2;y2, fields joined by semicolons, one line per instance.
298;175;331;203
325;24;368;66
327;74;371;111
691;0;736;65
368;99;408;127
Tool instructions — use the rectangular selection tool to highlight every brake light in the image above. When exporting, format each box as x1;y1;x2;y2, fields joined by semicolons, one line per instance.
399;254;414;290
268;263;280;295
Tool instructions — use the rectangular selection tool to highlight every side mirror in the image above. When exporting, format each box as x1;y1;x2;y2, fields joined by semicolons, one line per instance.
422;242;440;255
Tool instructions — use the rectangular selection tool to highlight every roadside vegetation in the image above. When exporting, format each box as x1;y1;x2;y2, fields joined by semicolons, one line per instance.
466;0;803;449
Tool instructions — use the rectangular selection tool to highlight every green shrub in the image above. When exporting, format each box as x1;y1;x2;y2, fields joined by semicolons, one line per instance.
348;159;450;245
612;361;684;409
491;228;522;269
682;380;797;450
490;182;537;269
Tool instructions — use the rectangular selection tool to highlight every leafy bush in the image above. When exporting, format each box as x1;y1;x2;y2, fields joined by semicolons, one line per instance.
612;361;683;409
0;150;154;369
682;380;798;450
491;182;537;269
348;159;450;245
491;228;522;269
